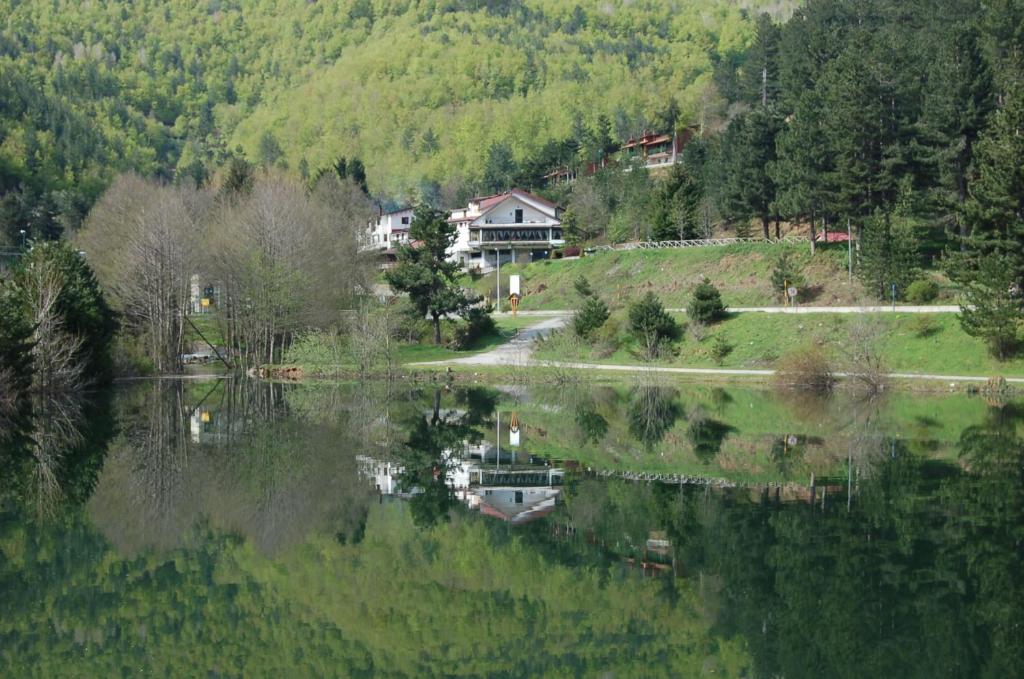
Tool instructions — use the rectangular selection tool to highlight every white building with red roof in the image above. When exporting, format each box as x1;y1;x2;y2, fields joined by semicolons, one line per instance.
447;188;564;271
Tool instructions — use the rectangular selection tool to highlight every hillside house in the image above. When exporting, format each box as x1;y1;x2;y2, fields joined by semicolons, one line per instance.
448;189;564;271
364;206;415;268
620;129;694;170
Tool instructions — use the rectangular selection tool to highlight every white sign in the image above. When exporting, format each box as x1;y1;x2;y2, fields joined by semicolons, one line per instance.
509;275;521;297
787;286;798;299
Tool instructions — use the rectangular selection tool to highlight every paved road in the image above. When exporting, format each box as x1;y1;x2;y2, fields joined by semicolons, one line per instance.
415;316;1023;384
496;305;960;318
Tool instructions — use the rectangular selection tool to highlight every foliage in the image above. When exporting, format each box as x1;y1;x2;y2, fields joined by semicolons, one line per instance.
5;241;116;390
386;205;481;345
0;282;33;394
688;278;726;324
905;279;940;304
451;306;497;351
573;297;610;339
952;254;1022;359
628;292;681;359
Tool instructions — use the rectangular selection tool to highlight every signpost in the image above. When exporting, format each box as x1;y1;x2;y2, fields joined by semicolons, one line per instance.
508;275;521;316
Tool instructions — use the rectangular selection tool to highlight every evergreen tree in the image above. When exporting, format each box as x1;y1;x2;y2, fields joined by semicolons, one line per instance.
220;156;255;199
952;253;1022;358
718;107;783;239
740;13;782;107
385;205;481;345
915;23;994;242
858;216;920;300
961;82;1024;284
628;292;681;359
688;278;727;324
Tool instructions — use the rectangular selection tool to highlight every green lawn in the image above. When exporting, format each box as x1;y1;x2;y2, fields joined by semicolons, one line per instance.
462;243;954;311
534;311;1024;378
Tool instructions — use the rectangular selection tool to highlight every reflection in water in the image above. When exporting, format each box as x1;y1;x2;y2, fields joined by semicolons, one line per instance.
0;381;1022;677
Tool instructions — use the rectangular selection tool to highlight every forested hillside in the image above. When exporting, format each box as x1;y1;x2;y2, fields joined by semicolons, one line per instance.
0;0;793;244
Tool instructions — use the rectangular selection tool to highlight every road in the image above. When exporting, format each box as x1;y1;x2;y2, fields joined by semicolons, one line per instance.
414;315;1024;384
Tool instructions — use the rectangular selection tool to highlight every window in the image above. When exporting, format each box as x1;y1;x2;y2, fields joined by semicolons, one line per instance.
514;208;523;224
514;491;524;504
401;216;410;225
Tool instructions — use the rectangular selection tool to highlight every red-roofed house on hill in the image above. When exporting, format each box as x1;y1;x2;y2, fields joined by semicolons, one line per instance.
447;188;564;271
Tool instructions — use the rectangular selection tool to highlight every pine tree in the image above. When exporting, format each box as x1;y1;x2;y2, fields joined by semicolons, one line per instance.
740;13;782;108
961;82;1024;284
385;205;481;345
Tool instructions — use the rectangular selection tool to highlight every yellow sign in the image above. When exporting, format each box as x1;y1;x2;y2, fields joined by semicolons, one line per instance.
509;293;520;315
201;298;211;308
200;411;211;423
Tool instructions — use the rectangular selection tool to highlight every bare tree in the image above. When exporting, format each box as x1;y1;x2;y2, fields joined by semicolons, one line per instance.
841;315;889;395
20;253;86;391
78;175;202;372
204;173;372;366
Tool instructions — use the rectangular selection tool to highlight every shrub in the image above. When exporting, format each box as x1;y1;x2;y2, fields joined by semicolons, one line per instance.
552;249;564;260
574;275;595;299
774;344;835;392
562;246;582;258
905;278;939;304
629;292;681;359
910;314;940;338
573;296;610;338
451;305;496;350
710;335;733;365
688;278;726;324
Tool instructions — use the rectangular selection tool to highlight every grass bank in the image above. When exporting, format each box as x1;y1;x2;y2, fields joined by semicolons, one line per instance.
463;243;951;310
533;311;1024;378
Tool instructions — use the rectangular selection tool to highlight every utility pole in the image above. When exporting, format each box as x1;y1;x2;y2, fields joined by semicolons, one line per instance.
496;249;501;313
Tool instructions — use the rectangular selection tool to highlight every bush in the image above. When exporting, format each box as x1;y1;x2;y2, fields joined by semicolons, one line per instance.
629;292;681;359
688;278;726;324
573;296;610;338
284;330;347;366
451;306;496;350
552;249;564;259
774;344;835;392
562;246;582;258
905;278;939;304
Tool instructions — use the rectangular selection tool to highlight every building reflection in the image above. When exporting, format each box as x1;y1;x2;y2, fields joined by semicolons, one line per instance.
359;409;566;526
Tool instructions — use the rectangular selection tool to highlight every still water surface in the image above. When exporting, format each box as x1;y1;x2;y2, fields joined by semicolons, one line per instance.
1;379;1022;677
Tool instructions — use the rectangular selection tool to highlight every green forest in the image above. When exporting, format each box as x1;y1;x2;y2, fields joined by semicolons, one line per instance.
0;0;793;243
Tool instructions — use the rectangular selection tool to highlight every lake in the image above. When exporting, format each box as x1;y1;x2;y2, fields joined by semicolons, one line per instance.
1;378;1021;677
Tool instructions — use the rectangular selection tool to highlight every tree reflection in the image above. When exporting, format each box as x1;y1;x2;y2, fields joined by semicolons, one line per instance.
627;385;682;448
0;393;113;519
395;388;491;528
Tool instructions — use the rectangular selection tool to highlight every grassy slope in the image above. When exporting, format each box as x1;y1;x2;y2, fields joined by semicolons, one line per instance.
534;311;1024;377
465;243;896;310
